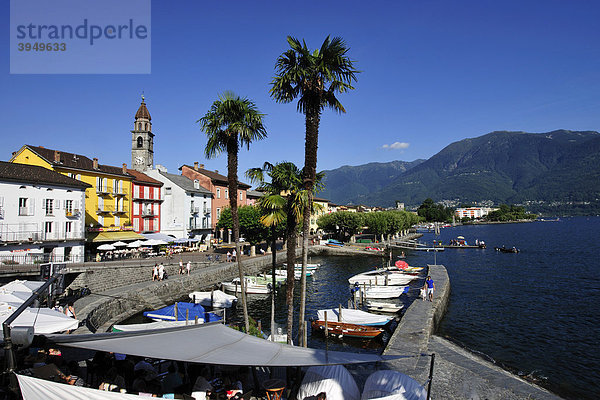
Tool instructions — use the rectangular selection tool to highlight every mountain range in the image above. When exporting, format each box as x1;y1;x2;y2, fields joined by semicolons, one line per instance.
319;130;600;213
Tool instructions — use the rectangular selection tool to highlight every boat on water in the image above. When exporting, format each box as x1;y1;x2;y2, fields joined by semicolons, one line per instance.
310;320;384;339
348;270;416;286
317;308;393;326
325;239;344;247
112;320;193;332
254;273;287;284
143;302;222;323
444;237;486;249
275;269;313;280
357;285;409;299
222;276;272;294
188;290;237;308
283;263;321;269
495;246;520;253
365;301;404;313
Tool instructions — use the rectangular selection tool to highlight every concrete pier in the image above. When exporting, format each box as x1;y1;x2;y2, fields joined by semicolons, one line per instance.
384;265;561;399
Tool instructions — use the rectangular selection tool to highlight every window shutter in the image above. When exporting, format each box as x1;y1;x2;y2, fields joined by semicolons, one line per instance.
113;179;117;193
96;177;100;189
55;199;60;209
42;199;46;210
29;200;35;215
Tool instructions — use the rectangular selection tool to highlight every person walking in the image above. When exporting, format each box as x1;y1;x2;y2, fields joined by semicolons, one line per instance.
232;249;237;262
179;259;184;275
425;275;435;301
186;260;191;275
226;251;232;262
158;263;165;281
152;264;158;281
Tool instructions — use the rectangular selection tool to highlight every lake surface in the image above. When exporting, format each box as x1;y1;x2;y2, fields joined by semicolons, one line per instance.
410;216;599;400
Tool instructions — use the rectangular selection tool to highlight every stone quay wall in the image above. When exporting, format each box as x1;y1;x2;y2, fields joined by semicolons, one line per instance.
73;248;301;334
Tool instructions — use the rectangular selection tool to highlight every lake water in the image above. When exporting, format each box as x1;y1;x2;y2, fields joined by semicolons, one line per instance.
410;216;600;400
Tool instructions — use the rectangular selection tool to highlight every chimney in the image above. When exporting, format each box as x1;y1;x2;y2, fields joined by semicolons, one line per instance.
122;163;127;174
194;162;199;171
54;150;60;163
12;152;16;157
93;157;99;169
200;164;205;169
215;170;218;174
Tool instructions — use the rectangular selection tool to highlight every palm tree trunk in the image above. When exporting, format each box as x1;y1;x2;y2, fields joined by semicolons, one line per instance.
227;141;249;334
286;205;297;345
270;225;276;340
299;104;321;347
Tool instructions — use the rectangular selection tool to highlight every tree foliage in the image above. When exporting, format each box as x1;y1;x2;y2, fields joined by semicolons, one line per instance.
215;206;269;245
417;198;454;222
486;204;537;221
317;211;364;241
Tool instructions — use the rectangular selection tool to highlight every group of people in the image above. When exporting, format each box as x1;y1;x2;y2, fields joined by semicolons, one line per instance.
226;250;237;262
152;263;165;281
420;275;435;302
179;259;192;275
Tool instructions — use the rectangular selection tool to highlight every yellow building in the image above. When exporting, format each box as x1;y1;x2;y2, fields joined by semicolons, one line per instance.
310;197;330;235
10;145;143;242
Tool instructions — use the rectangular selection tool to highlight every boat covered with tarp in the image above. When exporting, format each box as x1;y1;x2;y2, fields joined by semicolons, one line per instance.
361;370;427;400
317;308;393;326
143;302;221;323
297;365;360;400
188;290;237;308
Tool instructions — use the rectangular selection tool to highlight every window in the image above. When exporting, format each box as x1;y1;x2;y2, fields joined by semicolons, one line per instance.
154;187;159;200
65;222;72;237
44;221;52;233
133;203;139;216
133;218;140;232
194;180;200;189
225;189;228;199
44;199;54;216
65;200;73;213
240;192;243;201
165;187;172;195
144;186;149;199
216;208;221;219
19;198;28;216
98;215;104;226
137;136;143;148
114;215;120;226
217;188;221;199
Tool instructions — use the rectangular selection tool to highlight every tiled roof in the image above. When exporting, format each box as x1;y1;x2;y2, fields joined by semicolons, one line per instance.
179;164;251;189
159;171;213;195
0;161;91;189
246;190;264;198
22;145;131;178
135;100;151;120
127;169;163;186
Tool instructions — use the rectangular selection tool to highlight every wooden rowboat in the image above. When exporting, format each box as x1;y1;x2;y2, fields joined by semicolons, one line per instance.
310;320;384;339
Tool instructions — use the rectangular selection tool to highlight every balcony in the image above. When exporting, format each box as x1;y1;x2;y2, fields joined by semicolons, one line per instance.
190;207;200;214
113;188;127;196
19;207;32;216
204;208;211;216
96;205;113;214
141;209;155;217
0;227;84;243
113;207;129;215
65;209;81;218
0;208;4;219
187;222;210;230
96;187;111;196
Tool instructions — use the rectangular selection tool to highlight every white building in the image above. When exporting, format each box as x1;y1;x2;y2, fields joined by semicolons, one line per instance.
455;207;497;219
145;167;213;241
0;162;90;264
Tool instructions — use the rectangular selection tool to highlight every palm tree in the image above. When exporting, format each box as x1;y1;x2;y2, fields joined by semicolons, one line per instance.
247;161;308;344
198;92;267;334
270;36;359;345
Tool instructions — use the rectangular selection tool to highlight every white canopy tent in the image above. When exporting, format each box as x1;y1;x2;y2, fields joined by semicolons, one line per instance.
0;303;78;335
0;280;44;293
0;289;32;304
46;322;401;367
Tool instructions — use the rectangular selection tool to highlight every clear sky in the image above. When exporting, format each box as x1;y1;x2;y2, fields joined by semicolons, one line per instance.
2;0;600;182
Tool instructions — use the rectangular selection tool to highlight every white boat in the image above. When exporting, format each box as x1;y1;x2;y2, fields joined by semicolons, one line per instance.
275;269;313;280
358;285;409;299
365;301;404;313
221;277;271;294
317;308;393;326
112;320;193;332
348;270;416;286
283;263;320;270
189;290;237;308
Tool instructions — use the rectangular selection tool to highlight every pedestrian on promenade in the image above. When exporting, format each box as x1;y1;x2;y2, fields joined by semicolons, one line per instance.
179;259;184;275
425;275;435;301
232;249;237;262
158;263;165;281
152;264;158;281
226;251;232;262
186;260;191;275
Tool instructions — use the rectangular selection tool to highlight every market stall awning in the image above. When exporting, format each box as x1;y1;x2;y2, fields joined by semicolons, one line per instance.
141;232;176;242
46;322;404;367
87;231;146;243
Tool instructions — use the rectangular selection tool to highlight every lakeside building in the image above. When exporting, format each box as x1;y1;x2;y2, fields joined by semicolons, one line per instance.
145;167;213;241
310;197;330;235
0;161;90;264
455;207;498;219
9;145;142;245
246;189;263;206
179;163;250;239
127;169;163;234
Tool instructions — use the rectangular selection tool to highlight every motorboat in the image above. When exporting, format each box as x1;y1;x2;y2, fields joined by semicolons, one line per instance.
495;246;520;253
325;239;344;247
143;302;222;323
317;308;393;326
362;370;427;400
311;320;384;339
221;277;271;294
275;269;313;280
283;263;321;270
356;285;409;299
188;290;237;308
365;301;404;313
112;320;193;332
348;270;416;286
253;273;287;284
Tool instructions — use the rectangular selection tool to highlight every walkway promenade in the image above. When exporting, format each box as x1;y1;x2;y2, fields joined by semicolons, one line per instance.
384;264;561;399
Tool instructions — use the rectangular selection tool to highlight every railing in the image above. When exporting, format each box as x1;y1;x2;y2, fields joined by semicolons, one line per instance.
113;188;126;196
0;253;86;266
65;209;81;217
0;229;84;243
96;186;111;195
133;192;161;201
191;207;200;214
141;209;155;217
0;208;4;219
97;205;113;213
204;208;210;216
187;222;210;230
19;207;31;216
113;207;129;214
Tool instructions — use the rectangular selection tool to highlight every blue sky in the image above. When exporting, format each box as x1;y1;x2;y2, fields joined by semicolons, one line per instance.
2;0;600;182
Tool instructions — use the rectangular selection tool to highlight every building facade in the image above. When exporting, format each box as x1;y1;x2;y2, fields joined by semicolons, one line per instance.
128;169;163;234
0;162;90;264
145;167;213;241
10;145;140;243
179;163;250;235
455;207;497;219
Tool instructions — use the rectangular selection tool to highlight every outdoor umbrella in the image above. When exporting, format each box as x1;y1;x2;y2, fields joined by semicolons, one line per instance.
456;236;465;239
127;240;142;248
97;244;115;251
112;241;128;247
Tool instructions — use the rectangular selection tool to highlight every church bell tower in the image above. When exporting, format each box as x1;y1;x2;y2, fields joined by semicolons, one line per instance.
131;95;154;171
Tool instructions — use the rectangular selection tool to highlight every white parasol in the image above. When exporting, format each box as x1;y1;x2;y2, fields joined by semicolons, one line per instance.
97;244;115;251
112;241;128;247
